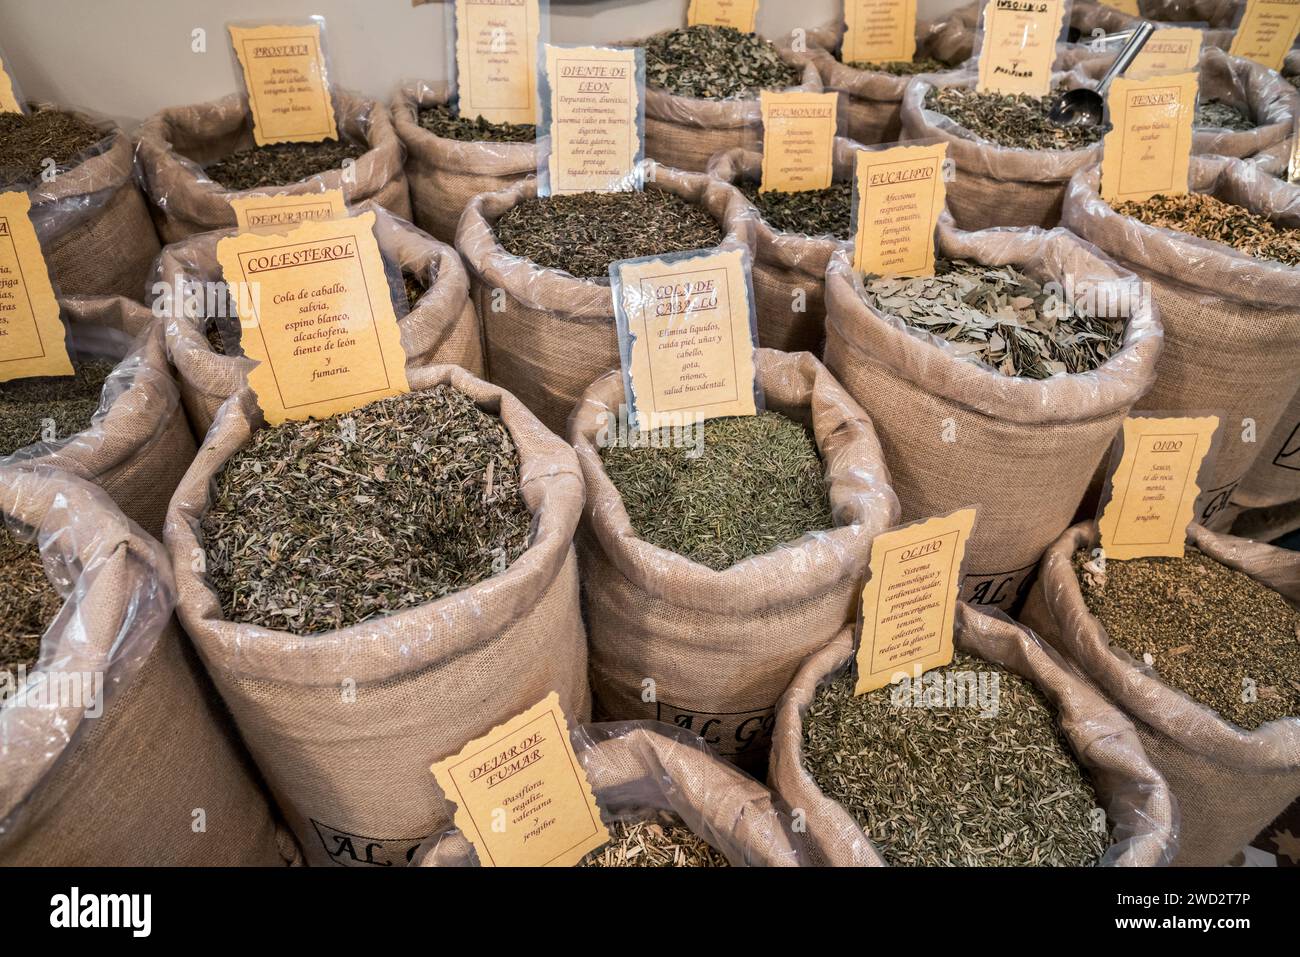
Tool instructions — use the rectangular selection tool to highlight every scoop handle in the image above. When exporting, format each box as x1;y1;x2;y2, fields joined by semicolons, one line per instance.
1095;22;1155;98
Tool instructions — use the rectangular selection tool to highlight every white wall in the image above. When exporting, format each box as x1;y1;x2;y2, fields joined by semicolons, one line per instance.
0;0;968;130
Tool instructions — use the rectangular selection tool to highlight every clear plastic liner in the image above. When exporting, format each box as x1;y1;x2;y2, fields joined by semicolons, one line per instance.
568;348;900;770
390;79;538;244
454;159;760;434
417;720;805;866
767;611;1180;867
152;200;480;438
0;465;174;839
163;362;590;867
135;89;410;243
1068;0;1239;47
0;296;190;538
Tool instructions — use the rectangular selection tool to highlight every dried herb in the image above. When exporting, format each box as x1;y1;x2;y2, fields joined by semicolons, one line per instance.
579;819;729;867
416;103;535;143
0;526;63;676
494;190;723;279
925;86;1107;150
0;358;116;456
204;318;230;355
0;109;107;187
1076;547;1300;730
645;25;799;99
738;180;853;239
845;56;949;75
204;139;367;190
1196;99;1254;131
404;271;427;309
202;386;532;635
1114;191;1300;266
861;258;1126;379
803;653;1109;866
600;412;832;570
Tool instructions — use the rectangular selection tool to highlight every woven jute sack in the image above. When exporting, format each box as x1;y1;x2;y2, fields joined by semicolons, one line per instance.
569;349;900;773
768;609;1179;866
1062;157;1300;530
136;91;411;244
391;82;537;245
419;721;804;866
165;364;591;867
707;138;860;355
641;42;822;173
823;218;1163;611
1;296;194;539
456;163;756;435
22;105;160;300
899;71;1102;229
1070;47;1300;161
0;466;292;866
804;18;976;144
1232;387;1300;542
1021;521;1300;866
156;201;482;439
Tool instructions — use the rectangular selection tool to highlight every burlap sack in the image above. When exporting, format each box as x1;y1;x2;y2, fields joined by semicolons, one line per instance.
1062;157;1300;529
390;81;537;245
707;138;860;355
1070;46;1300;160
899;71;1102;229
641;40;822;172
156;201;482;439
20;106;160;301
768;609;1178;866
136;91;411;244
804;18;976;144
1021;521;1300;866
1067;0;1237;48
823;217;1163;610
1;296;194;539
0;466;292;866
1232;388;1300;542
419;721;804;866
165;364;590;867
569;349;899;773
456;163;757;434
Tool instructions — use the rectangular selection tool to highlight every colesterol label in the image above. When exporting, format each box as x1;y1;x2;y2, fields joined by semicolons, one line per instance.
229;189;348;233
843;0;917;65
0;191;73;382
687;0;760;32
759;91;838;192
851;142;948;276
229;22;339;146
214;211;410;424
455;0;541;125
1229;0;1300;71
429;693;608;867
542;44;642;195
976;0;1068;97
1100;71;1197;204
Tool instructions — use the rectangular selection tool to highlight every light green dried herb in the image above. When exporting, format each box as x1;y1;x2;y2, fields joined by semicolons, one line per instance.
925;86;1108;150
0;359;116;456
579;819;729;867
645;25;799;99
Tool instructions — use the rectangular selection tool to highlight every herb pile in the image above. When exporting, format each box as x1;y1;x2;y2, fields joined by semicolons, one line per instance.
0;359;116;456
579;820;729;867
1113;192;1300;266
846;56;949;75
925;87;1107;150
645;25;799;98
0;527;63;676
417;104;535;143
1195;99;1254;131
0;109;106;186
739;180;853;238
204;139;367;190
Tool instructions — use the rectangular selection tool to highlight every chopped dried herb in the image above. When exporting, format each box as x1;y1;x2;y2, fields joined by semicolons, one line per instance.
0;109;107;187
738;180;853;238
0;526;63;676
645;25;799;99
579;819;729;867
1196;99;1254;131
416;103;535;143
204;139;367;190
925;86;1108;150
845;56;950;75
0;358;116;456
1114;191;1300;266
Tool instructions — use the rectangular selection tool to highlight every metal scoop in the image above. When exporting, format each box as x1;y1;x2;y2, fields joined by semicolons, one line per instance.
1049;22;1155;128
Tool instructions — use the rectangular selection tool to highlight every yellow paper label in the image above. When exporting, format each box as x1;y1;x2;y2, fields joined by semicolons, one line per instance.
429;693;609;868
976;0;1068;96
853;508;977;696
1098;415;1219;560
759;91;838;193
229;189;348;233
1100;72;1197;205
544;45;642;195
1128;28;1203;77
852;142;947;276
0;192;73;382
843;0;918;65
455;0;541;125
0;55;22;114
687;0;760;32
614;246;758;432
215;211;410;425
1229;0;1300;71
1288;121;1300;185
229;23;339;146
1109;0;1140;13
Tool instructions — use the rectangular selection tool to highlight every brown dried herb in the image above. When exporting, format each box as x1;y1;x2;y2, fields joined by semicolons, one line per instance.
0;359;116;456
416;104;535;143
645;25;799;99
494;190;724;279
738;180;853;238
926;86;1107;150
1076;547;1300;730
204;139;367;190
0;109;107;187
0;526;63;676
202;385;532;635
579;819;729;867
1113;191;1300;266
